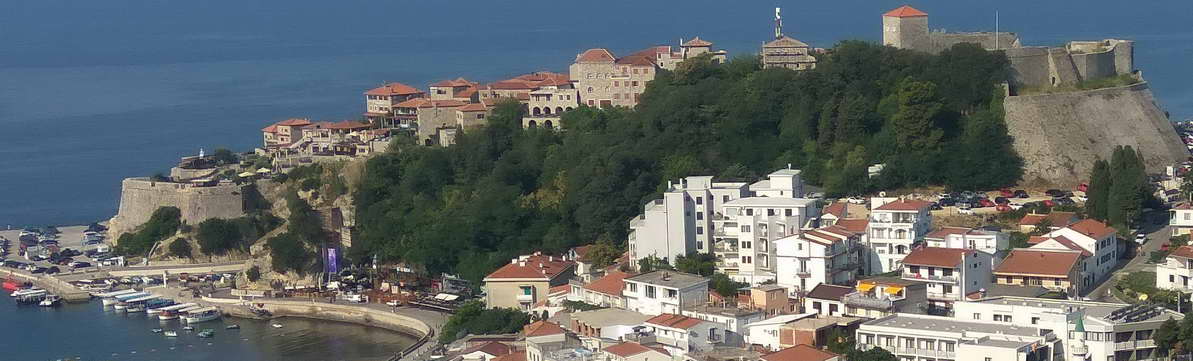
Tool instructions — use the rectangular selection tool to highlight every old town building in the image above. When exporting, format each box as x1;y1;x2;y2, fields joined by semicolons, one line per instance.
364;82;425;127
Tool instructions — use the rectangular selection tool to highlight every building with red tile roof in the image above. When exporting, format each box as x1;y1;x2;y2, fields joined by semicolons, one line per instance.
833;219;869;233
603;342;670;360
902;247;993;309
570;46;665;108
923;226;1008;255
364;82;426;127
867;197;934;273
883;5;927;18
874;199;933;212
645;313;705;329
491;350;526;361
523;320;567;337
761;345;840;361
483;253;576;310
575;271;631;308
1018;211;1079;232
575;48;616;63
461;341;513;361
994;248;1084;294
1159;245;1193;292
261;118;314;148
1029;218;1118;291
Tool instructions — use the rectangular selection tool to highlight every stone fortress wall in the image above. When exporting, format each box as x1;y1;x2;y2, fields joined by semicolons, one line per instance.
1005;39;1134;90
108;177;247;239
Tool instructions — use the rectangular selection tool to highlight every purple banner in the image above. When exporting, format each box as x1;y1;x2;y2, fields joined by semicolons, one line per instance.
326;248;339;275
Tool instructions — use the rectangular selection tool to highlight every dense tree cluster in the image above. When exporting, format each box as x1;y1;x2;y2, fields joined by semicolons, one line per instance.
168;238;192;259
266;193;325;274
195;213;281;255
1085;146;1153;231
115;207;181;256
438;301;530;343
353;42;1020;281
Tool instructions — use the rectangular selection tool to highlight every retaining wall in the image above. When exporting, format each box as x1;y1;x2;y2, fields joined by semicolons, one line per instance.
108;178;246;238
202;297;431;338
0;269;92;302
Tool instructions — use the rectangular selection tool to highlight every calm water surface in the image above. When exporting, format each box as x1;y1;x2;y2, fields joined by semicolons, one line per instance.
0;295;415;361
0;1;1190;225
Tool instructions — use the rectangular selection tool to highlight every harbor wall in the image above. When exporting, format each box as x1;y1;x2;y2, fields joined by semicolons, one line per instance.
202;297;432;338
107;263;247;278
108;178;247;239
0;268;92;302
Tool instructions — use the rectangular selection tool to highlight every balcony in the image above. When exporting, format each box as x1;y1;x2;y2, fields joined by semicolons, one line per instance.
1116;339;1157;350
713;242;739;253
903;272;957;283
926;292;956;301
517;293;535;302
717;260;740;269
796;269;812;278
843;292;894;309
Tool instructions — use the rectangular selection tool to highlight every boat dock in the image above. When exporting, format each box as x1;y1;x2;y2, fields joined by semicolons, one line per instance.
1;268;91;302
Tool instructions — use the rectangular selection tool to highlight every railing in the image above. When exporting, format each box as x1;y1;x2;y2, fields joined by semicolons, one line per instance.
717;261;739;269
516;294;534;302
1117;340;1158;350
926;292;955;300
843;292;894;309
903;272;957;283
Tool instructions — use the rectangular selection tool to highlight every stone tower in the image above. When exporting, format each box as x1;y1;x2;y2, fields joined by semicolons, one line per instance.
882;5;929;51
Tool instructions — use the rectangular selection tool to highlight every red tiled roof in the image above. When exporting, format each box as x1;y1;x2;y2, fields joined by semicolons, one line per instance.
1019;212;1077;228
485;254;575;281
762;345;839;361
419;99;467;108
493;351;526;361
645;313;704;330
456;86;478;99
571;245;592;260
1068;219;1117;240
463;341;512;357
682;37;713;47
604;342;669;357
276;118;312;127
523;321;566;337
262;124;278;133
1170;246;1193;259
995;249;1083;277
366;82;423;96
1175;203;1193;210
901;247;970;268
615;55;656;67
875;199;932;211
584;271;631;296
576;48;616;63
925;227;973;240
488;80;537;91
883;5;928;18
458;103;489;112
431;77;474;88
834;219;869;233
549;284;570;295
1036;235;1093;256
1027;236;1049;245
801;230;848;246
823;202;847;218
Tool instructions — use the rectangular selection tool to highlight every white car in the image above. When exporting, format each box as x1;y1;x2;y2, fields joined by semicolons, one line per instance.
1135;233;1147;244
847;197;867;204
958;208;976;215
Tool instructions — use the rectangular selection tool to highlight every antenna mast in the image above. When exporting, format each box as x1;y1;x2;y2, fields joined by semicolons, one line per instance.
774;7;782;40
995;11;1000;50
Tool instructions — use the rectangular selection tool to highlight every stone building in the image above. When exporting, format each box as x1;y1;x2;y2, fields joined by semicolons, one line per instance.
456;102;493;130
569;48;656;108
523;77;578;130
637;37;728;71
881;5;1020;55
364;82;425;127
429;77;478;101
761;8;817;71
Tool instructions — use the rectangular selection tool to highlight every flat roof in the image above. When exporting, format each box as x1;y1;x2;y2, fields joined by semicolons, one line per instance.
571;308;652;328
625;271;707;289
723;197;815;207
686;304;764;318
967;297;1178;324
863;314;1039;337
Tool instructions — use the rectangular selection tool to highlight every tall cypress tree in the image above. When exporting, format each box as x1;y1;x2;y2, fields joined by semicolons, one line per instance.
1086;159;1111;221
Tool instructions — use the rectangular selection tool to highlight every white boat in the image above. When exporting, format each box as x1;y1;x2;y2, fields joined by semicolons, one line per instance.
38;294;61;307
271;323;283;328
158;310;180;320
149;302;196;315
102;291;148;306
183;307;221;323
94;288;140;298
117;295;161;312
10;287;44;297
164;330;178;337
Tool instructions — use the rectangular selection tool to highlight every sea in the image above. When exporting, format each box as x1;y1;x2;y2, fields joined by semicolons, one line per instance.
0;295;415;360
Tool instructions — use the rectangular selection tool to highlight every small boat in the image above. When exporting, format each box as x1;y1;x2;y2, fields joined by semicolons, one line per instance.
164;330;178;337
183;308;221;324
183;326;194;331
271;323;283;328
197;330;214;338
10;287;44;297
158;311;180;320
38;294;61;307
225;324;240;330
151;328;164;333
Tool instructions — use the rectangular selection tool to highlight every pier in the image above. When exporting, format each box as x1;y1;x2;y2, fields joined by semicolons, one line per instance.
1;268;91;302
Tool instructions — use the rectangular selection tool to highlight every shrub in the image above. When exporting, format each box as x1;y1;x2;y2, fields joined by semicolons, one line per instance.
168;238;192;259
267;232;314;274
114;207;181;256
196;218;243;255
438;301;530;344
246;266;261;282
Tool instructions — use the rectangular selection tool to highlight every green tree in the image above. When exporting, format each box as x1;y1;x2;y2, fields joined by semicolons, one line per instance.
438;301;530;343
212;148;238;165
826;328;855;355
267;232;314;274
195;218;243;255
892;79;944;152
584;240;621;269
637;256;674;273
114;206;181;256
710;273;746;298
1087;159;1111;221
168;238;192;259
675;253;717;277
847;347;898;361
246;266;261;282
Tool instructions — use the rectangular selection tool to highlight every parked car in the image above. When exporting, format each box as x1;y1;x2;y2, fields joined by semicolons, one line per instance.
45;266;60;275
1078;183;1089;192
1162;244;1171;252
30;267;47;274
1014;190;1029;198
994;197;1010;205
929;202;943;210
69;261;91;269
999;189;1015;198
1056;197;1076;206
938;198;957;207
847;197;866;205
1135;233;1147;244
1045;189;1066;197
978;199;996;208
1042;199;1056;207
996;204;1012;212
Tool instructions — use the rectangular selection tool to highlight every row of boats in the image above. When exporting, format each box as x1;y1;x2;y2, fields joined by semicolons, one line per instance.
93;289;222;323
9;287;61;307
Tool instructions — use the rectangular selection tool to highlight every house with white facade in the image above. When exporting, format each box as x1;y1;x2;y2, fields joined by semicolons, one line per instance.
569;271;631;309
639;313;723;356
805;278;926;320
570;308;653;343
601;342;671;361
901;247;992;312
744;313;816;351
622;271;708;316
923;227;1008;259
773;224;864;298
714;196;819;284
681;305;764;346
1171;203;1193;237
865;198;933;273
1029;219;1118;290
1157;245;1193;292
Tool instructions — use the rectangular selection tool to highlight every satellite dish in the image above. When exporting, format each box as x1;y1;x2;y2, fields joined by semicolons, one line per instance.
879;191;887;197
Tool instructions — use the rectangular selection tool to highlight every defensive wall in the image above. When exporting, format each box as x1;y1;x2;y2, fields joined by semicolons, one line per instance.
1005;39;1134;90
1003;81;1187;186
108;177;247;239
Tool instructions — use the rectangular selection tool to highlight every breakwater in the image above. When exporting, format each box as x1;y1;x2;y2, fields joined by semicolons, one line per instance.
1;268;92;302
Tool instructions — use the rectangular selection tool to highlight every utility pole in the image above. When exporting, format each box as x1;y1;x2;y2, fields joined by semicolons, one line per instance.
995;11;1000;50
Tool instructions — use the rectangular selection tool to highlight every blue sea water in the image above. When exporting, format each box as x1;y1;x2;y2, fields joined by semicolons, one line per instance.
0;0;1190;228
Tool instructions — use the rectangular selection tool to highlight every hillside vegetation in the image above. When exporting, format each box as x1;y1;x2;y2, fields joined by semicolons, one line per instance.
353;41;1022;282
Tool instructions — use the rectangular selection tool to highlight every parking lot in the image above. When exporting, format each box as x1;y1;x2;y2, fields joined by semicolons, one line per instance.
0;224;116;275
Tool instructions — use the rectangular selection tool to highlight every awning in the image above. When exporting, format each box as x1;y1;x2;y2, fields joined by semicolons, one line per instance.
856;282;876;292
884;286;904;295
238;172;255;177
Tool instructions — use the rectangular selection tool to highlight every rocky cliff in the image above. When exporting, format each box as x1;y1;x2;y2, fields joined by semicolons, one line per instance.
1004;81;1187;186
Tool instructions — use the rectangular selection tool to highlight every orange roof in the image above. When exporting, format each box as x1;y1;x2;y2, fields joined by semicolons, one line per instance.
604;342;669;357
548;284;570;296
901;247;970;268
418;99;467;108
925;227;975;239
883;5;928;18
584;271;632;296
576;48;616;63
262;124;278;133
1170;246;1193;259
874;199;932;211
995;249;1083;277
1027;236;1049;245
431;77;475;88
571;245;592;260
1036;235;1093;256
493;351;526;361
463;341;512;357
823;202;847;218
488;80;537;91
834;219;869;233
762;345;839;361
1068;219;1117;240
395;98;431;108
682;37;713;47
645;313;704;330
366;82;423;96
458;103;489;112
485;254;575;281
276;118;312;127
523;321;566;337
615;55;656;67
456;86;478;99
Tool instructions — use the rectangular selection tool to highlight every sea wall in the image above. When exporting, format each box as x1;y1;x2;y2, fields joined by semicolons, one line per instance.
1004;81;1187;186
108;178;246;239
204;297;432;337
1005;39;1134;90
0;268;92;302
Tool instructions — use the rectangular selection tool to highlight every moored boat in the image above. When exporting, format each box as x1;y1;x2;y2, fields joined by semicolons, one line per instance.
38;294;61;307
102;291;147;306
183;307;221;323
197;329;214;338
10;287;44;297
150;302;196;316
164;330;178;337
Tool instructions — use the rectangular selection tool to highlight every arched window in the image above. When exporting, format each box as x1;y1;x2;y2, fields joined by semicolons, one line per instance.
528;120;537;128
544;120;554;129
532;107;541;116
895;229;907;240
543;107;551;115
424;139;433;146
555;106;563;114
565;107;573;111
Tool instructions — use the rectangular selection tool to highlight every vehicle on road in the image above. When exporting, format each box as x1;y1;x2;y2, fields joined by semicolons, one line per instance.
978;199;996;208
1014;190;1029;198
994;197;1010;205
847;197;866;205
996;204;1011;212
938;198;956;207
999;189;1015;198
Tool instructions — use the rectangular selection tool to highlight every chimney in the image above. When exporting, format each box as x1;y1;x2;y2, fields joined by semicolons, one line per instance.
512;258;519;265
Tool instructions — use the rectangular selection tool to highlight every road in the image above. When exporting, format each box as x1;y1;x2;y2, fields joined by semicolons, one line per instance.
1087;210;1171;302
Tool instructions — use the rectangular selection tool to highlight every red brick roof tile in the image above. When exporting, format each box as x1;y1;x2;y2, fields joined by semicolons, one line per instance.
1035;235;1093;256
883;5;928;18
276;118;312;126
1170;245;1193;259
834;219;869;233
874;199;932;212
901;247;971;268
463;341;512;357
366;82;423;96
523;321;566;337
682;37;713;47
823;202;847;218
1067;219;1117;240
485;254;575;281
604;342;669;357
576;48;616;63
994;249;1083;277
493;351;526;361
762;345;839;361
645;313;704;330
583;271;631;296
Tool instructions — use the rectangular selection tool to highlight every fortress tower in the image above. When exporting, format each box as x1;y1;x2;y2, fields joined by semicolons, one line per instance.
882;5;929;51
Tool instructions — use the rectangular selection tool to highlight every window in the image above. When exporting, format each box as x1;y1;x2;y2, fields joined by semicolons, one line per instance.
746;209;754;216
942;285;953;294
785;209;793;216
614;81;620;87
760;255;769;267
667;289;678;298
1031;317;1040;325
742;241;752;249
742;256;752;264
521;286;533;296
697;227;704;235
696;197;703;205
993;314;1003;322
632;81;639;86
696;212;703;220
629;283;638;292
742;225;751;232
646;286;656;298
697;241;703;250
723;195;730;202
767;209;775;216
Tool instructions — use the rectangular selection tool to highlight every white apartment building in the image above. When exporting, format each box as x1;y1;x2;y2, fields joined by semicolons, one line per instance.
1157;245;1193;292
856;312;1054;361
866;198;933;273
744;313;815;351
627;168;810;270
1029;219;1118;290
901;247;992;312
1171;203;1193;236
716;196;819;284
622;271;708;316
681;305;765;346
924;227;1008;259
640;313;723;356
773;224;864;297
